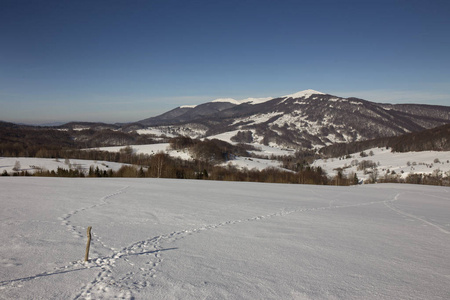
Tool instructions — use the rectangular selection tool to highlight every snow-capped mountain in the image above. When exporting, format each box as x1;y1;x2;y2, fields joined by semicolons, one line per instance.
136;90;450;149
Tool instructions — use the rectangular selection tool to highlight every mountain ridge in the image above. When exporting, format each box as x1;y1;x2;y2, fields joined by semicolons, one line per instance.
135;90;450;149
3;90;448;152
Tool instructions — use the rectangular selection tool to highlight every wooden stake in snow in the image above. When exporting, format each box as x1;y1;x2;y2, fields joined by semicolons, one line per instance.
84;226;92;262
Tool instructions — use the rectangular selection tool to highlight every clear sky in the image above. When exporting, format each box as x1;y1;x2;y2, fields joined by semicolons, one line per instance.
1;0;449;124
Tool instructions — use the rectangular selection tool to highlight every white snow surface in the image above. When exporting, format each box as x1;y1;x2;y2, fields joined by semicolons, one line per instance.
211;98;241;105
0;157;127;174
209;89;324;106
211;97;274;106
249;144;295;157
205;130;242;144
177;89;325;109
135;128;177;138
222;156;283;171
139;125;207;139
283;89;325;99
96;144;193;161
95;143;289;171
1;178;450;299
97;143;169;154
232;112;285;126
239;97;273;105
312;147;450;180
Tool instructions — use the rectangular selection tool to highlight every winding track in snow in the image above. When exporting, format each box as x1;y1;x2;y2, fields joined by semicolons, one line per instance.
384;194;450;235
57;186;130;239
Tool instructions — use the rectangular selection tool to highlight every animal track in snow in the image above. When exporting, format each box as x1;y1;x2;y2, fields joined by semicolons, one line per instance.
57;186;129;240
384;194;450;235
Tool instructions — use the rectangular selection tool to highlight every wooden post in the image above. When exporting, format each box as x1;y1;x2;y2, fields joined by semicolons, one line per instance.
84;226;92;262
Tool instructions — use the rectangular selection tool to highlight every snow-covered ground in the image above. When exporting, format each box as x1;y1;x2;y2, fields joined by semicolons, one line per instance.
11;144;447;179
136;125;207;139
135;128;177;138
221;156;284;171
210;96;273;105
249;144;295;157
0;157;127;174
282;89;325;99
312;147;450;181
206;131;295;157
95;144;288;171
1;178;449;299
95;143;193;162
205;130;242;143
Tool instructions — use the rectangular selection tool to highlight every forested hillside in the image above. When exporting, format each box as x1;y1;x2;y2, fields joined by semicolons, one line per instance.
319;124;450;157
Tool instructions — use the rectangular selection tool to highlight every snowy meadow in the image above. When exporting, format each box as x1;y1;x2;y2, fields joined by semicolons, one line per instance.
1;178;449;299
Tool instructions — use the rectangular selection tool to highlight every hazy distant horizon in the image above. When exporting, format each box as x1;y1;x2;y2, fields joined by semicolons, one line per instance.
3;87;450;126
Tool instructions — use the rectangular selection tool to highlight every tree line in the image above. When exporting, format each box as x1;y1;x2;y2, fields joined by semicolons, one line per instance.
2;151;331;185
0;122;157;157
1;134;333;185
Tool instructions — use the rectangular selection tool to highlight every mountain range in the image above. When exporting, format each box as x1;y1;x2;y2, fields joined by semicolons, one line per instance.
4;89;448;153
132;89;450;149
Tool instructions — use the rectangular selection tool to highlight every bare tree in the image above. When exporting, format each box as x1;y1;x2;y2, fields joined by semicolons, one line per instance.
369;168;379;183
152;152;166;178
13;160;21;171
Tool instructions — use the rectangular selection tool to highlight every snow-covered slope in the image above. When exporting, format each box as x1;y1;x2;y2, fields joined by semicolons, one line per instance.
134;89;450;150
1;178;450;299
239;97;273;105
312;147;450;181
282;88;325;99
95;144;289;171
93;143;450;177
135;128;177;137
220;156;284;171
211;98;241;105
0;157;127;174
210;96;274;105
96;143;193;161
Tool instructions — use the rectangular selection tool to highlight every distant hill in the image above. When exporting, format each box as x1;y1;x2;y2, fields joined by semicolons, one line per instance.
2;89;449;156
319;123;450;157
133;89;450;149
56;121;120;131
0;121;156;157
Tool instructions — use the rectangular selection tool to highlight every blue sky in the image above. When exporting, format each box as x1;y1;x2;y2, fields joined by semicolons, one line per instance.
1;0;449;124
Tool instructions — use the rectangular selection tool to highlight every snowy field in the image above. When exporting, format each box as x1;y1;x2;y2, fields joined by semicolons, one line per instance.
312;147;450;181
206;130;296;157
95;143;450;177
220;156;285;171
95;144;287;171
1;178;449;299
0;157;127;174
96;143;194;162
